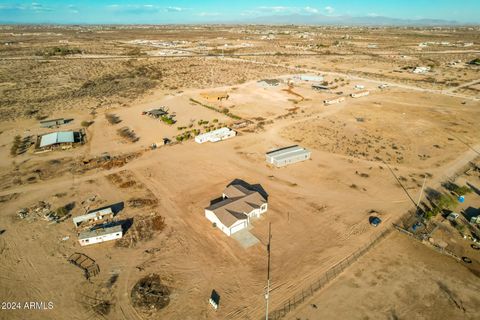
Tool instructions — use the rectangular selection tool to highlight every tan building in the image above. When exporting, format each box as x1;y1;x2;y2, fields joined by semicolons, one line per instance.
200;91;229;101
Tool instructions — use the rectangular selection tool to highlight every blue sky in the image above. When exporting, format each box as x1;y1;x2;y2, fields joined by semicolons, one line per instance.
0;1;478;24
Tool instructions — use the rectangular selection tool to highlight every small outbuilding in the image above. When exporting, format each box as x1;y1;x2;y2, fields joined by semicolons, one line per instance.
200;92;229;101
312;84;330;91
36;130;84;151
413;66;431;74
258;79;280;87
39;131;75;148
297;75;324;82
323;97;345;105
73;207;114;228
78;225;123;246
195;127;236;144
266;145;311;167
40;118;69;128
143;108;168;118
351;91;370;98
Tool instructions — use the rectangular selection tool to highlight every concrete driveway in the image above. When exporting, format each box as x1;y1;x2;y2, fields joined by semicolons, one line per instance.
232;229;260;248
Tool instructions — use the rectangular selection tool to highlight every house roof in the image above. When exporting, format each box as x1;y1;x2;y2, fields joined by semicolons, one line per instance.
223;184;253;198
206;184;267;228
40;131;75;148
145;109;167;116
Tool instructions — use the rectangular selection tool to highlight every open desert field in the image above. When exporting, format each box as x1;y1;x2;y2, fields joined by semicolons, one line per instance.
0;25;479;320
289;231;480;320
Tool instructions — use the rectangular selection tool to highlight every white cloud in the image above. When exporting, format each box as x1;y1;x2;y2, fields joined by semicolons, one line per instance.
259;6;293;13
257;6;324;15
197;12;220;17
304;6;319;14
324;6;335;15
166;6;186;12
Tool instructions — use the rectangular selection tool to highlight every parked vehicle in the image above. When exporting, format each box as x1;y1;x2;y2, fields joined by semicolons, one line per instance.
369;216;382;227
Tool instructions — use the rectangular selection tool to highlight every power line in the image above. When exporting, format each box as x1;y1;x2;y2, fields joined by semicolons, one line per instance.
265;222;272;320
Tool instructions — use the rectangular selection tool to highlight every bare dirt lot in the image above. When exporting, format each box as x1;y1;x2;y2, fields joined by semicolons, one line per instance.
289;232;480;320
0;25;479;320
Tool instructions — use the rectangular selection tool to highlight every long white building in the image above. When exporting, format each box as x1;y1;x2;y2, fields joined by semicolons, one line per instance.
195;127;236;144
266;145;311;167
78;225;123;246
351;91;370;98
324;97;345;105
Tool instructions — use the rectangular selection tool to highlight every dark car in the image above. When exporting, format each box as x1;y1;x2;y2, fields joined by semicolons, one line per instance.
369;216;382;227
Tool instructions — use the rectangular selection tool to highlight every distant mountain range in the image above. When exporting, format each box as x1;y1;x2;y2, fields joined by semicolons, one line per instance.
241;14;459;26
0;14;464;26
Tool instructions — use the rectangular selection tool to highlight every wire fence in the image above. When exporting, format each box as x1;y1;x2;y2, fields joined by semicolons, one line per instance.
267;159;479;319
267;218;402;320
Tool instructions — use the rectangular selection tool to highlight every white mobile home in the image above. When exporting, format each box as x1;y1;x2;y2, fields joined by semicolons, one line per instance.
266;145;311;167
351;91;370;98
297;75;324;82
413;66;430;74
323;97;345;105
78;225;123;246
195;127;236;144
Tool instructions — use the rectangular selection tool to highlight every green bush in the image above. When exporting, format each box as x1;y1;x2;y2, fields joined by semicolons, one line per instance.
161;116;175;125
81;120;93;127
55;206;68;218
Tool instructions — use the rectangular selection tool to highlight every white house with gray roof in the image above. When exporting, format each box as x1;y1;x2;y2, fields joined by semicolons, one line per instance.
205;183;268;236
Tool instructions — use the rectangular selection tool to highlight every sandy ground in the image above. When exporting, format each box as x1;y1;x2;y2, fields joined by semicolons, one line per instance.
0;26;479;320
289;232;480;320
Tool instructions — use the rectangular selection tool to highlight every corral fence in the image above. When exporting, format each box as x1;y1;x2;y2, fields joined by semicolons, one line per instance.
267;226;393;320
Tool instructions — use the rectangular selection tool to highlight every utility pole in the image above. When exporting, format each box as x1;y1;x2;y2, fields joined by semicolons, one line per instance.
265;222;272;320
416;175;427;213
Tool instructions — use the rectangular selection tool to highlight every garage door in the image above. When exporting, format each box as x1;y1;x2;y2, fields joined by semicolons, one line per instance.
230;221;246;235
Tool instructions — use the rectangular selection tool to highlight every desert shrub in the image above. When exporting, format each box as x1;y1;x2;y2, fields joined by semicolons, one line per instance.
161;116;175;125
38;47;82;56
468;58;480;65
10;135;21;156
105;114;121;124
55;206;68;218
436;193;456;210
117;127;138;143
443;181;471;196
81;120;93;127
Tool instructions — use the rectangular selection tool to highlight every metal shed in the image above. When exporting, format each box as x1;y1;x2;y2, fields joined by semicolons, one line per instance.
39;131;75;148
40;118;66;128
266;145;311;167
